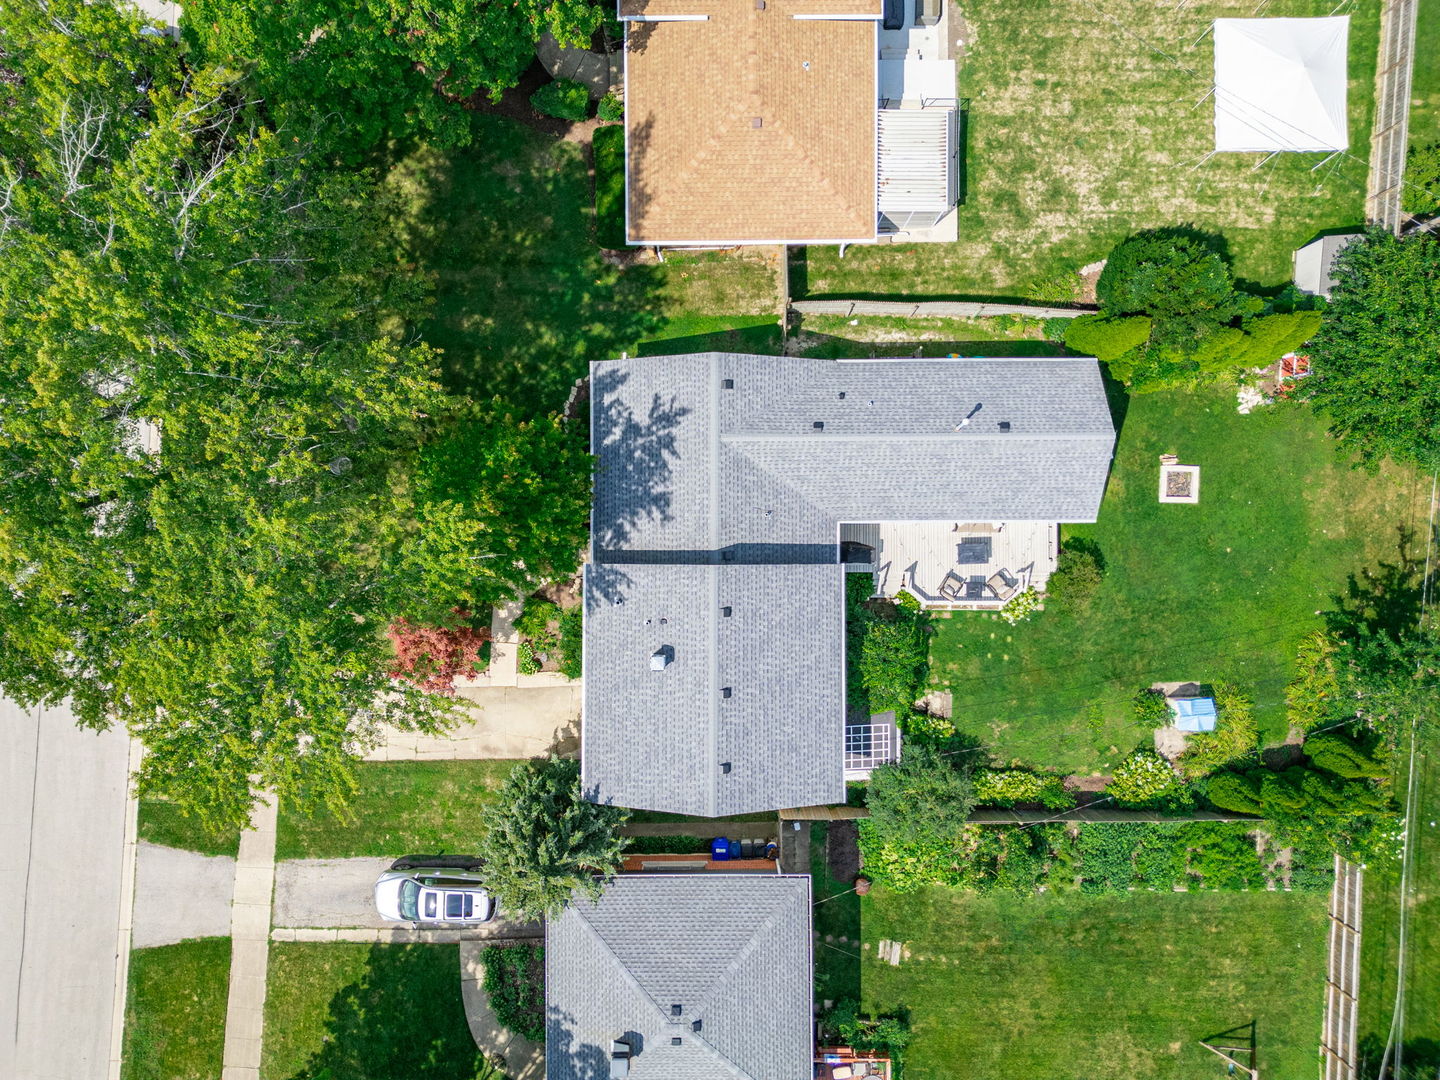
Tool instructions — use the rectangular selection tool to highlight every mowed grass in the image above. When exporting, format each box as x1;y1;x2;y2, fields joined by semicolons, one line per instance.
262;943;485;1080
931;385;1429;775
797;0;1378;300
1412;0;1440;147
1357;743;1440;1077
137;796;239;858
122;938;230;1080
275;760;519;861
861;886;1328;1080
383;118;778;416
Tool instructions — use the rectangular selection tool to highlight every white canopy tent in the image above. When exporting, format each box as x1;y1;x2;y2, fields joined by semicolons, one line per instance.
1212;17;1349;153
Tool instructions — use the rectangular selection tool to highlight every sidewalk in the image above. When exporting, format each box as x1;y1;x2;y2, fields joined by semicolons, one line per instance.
220;791;277;1080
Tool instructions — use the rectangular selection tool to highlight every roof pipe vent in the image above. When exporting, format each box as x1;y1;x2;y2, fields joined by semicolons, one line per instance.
998;421;1012;432
812;421;824;430
650;646;673;671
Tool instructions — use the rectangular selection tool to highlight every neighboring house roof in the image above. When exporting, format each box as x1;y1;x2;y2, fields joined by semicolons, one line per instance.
623;0;879;244
585;353;1116;816
1294;231;1362;298
546;874;813;1080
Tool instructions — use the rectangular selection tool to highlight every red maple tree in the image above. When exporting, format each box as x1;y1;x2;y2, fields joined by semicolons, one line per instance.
387;610;491;694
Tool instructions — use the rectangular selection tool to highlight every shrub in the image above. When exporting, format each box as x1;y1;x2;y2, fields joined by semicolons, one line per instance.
1303;733;1389;779
1233;310;1324;368
481;944;545;1041
387;610;490;693
514;597;559;642
592;123;626;248
1044;541;1104;612
973;768;1074;810
530;79;589;121
1186;822;1262;889
1077;824;1142;891
597;93;624;122
999;586;1041;624
1403;142;1440;216
516;641;541;676
1205;771;1263;815
1130;687;1172;730
866;744;975;849
850;593;930;714
1107;749;1186;807
1286;630;1343;732
1175;683;1259;779
1095;230;1241;347
1063;313;1153;360
557;605;583;680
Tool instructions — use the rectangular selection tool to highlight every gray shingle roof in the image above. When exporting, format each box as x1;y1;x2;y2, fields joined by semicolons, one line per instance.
546;875;813;1080
586;353;1115;816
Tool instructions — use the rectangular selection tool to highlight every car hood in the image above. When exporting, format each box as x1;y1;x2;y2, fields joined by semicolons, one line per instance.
373;876;405;921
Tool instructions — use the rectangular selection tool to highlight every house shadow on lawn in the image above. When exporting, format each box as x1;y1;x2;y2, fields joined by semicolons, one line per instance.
282;945;495;1080
386;117;667;418
811;821;863;1007
793;332;1075;360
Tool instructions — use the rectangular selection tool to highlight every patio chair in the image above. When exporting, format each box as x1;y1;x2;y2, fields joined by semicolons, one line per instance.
987;568;1019;601
938;570;966;601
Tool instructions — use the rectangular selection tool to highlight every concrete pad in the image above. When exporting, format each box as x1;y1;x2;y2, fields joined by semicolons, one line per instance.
459;941;546;1079
132;842;236;948
273;857;394;928
0;698;132;1080
366;685;581;761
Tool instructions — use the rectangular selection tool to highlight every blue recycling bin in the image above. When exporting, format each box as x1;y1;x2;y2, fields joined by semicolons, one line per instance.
710;837;736;861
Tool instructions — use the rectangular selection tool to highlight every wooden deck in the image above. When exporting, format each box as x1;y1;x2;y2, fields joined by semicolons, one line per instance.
840;520;1057;609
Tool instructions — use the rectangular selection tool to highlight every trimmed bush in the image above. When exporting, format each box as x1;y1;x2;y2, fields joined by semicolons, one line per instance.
1130;687;1172;730
867;744;975;849
558;605;582;680
973;769;1075;810
1205;771;1263;815
1303;733;1389;779
1096;230;1240;347
1045;542;1104;613
530;79;589;121
597;93;624;122
592;122;626;248
482;944;544;1041
1233;310;1324;368
1063;313;1152;361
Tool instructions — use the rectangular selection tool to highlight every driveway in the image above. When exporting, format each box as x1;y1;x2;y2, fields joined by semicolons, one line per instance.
132;842;235;948
0;697;131;1080
365;685;580;762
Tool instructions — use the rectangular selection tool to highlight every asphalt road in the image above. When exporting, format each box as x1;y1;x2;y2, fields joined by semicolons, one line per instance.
0;697;132;1080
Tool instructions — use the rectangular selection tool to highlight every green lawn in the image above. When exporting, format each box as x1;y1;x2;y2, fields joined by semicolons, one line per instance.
930;384;1429;775
1357;742;1440;1078
811;823;863;1006
262;943;489;1080
1411;0;1440;147
859;886;1328;1080
796;0;1377;301
792;313;1068;358
137;796;240;858
383;119;778;416
122;938;230;1080
275;760;519;860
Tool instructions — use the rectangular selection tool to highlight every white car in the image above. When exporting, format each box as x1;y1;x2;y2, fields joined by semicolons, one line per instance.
373;858;497;925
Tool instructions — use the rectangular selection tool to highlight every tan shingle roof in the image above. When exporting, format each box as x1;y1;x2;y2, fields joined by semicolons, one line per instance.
624;0;878;244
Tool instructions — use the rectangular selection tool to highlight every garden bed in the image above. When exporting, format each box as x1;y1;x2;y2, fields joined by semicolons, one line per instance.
514;592;581;678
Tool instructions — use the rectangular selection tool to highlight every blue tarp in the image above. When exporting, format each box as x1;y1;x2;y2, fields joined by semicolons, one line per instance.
1173;696;1218;732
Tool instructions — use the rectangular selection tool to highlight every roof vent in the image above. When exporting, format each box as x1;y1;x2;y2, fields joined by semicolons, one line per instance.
671;1004;683;1016
651;646;673;671
998;421;1012;432
838;391;846;399
812;421;824;430
671;1037;684;1046
720;686;732;699
611;1040;632;1080
720;762;732;774
692;1019;703;1033
755;0;765;8
751;117;763;129
722;378;734;389
721;605;732;617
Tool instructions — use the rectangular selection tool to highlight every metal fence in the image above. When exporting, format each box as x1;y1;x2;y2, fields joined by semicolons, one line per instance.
1367;0;1420;232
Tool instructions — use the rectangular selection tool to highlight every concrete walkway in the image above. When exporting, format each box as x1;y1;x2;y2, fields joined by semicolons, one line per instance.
460;942;545;1080
366;685;581;761
132;842;236;947
536;32;621;98
220;791;277;1080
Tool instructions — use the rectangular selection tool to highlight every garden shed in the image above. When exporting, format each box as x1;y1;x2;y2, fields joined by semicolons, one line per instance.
1212;17;1349;152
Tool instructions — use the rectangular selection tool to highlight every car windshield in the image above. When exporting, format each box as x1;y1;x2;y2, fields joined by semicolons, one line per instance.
398;879;420;922
445;892;473;919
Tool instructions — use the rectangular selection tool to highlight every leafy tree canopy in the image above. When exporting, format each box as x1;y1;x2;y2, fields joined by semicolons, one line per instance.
473;756;628;919
1096;229;1241;348
1302;231;1440;471
866;744;975;848
184;0;602;150
0;1;587;830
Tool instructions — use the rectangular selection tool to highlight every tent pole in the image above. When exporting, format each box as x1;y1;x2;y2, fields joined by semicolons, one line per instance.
1189;150;1217;172
1189;22;1213;48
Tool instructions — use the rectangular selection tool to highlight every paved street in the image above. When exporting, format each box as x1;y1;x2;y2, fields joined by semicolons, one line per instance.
0;697;132;1080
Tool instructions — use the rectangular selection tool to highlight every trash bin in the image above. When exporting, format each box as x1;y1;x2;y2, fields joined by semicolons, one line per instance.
710;837;736;861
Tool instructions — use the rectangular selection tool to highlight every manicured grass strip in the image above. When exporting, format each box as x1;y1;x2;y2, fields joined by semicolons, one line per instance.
262;943;483;1080
863;886;1328;1080
275;760;519;861
137;797;240;858
1410;0;1440;147
122;938;230;1080
593;123;625;249
811;823;862;1005
931;384;1428;775
796;0;1377;299
1357;744;1440;1076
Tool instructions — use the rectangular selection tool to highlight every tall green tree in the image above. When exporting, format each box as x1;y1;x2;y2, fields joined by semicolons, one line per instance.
1302;231;1440;471
183;0;603;151
866;745;975;848
0;0;588;830
474;756;629;918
